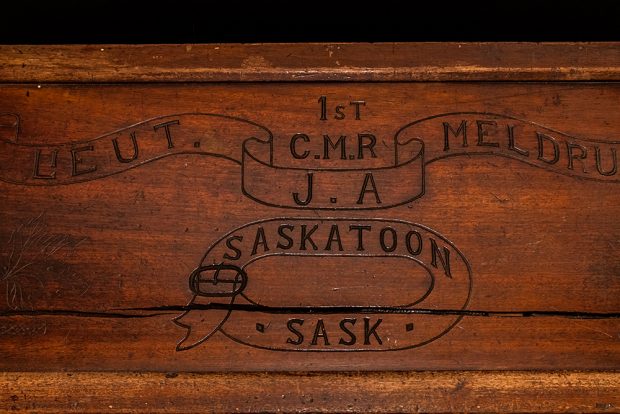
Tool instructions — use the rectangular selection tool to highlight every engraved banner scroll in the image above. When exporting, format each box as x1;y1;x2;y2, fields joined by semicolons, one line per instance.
0;112;617;209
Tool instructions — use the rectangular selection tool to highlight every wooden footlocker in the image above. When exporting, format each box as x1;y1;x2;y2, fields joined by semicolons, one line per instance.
0;43;618;412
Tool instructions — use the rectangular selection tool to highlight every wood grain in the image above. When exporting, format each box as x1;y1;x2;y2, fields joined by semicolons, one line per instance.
0;43;618;412
0;43;619;82
1;371;618;413
0;82;618;371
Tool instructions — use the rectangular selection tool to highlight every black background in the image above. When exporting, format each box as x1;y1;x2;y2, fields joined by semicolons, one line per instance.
0;0;618;43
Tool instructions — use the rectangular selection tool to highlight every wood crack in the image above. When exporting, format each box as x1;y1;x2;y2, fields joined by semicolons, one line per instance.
0;305;618;319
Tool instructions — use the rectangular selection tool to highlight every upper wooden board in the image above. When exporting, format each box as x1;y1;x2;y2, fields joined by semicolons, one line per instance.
1;42;620;82
0;43;618;372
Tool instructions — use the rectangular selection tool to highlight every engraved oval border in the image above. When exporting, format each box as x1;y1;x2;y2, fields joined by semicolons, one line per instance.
176;217;473;352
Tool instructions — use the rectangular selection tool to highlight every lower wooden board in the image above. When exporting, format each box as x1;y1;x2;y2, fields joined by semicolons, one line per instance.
1;371;618;413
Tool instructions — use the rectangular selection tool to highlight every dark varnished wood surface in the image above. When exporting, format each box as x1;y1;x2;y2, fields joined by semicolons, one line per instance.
0;43;618;412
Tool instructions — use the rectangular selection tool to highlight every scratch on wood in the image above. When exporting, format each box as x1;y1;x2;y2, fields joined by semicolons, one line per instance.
1;213;87;309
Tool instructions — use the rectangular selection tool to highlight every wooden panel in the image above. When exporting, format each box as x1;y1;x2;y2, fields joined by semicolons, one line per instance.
0;43;619;412
0;82;618;371
1;371;619;413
